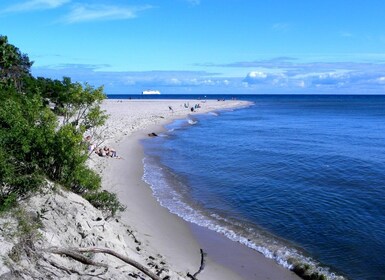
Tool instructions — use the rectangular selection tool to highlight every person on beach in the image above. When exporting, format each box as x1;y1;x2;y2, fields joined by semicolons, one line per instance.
96;147;106;157
95;146;120;158
109;147;117;157
103;146;117;158
84;135;95;152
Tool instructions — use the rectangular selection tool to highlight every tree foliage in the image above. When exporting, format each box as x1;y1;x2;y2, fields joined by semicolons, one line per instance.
0;35;33;91
0;35;124;216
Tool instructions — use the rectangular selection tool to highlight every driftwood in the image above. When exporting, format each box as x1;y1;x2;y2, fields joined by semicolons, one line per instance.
187;249;206;280
48;246;162;280
49;247;108;268
42;255;106;279
127;229;141;245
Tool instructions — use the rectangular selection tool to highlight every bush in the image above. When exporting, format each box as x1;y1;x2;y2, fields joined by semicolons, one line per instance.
84;191;126;218
0;193;18;213
0;146;44;213
69;165;101;194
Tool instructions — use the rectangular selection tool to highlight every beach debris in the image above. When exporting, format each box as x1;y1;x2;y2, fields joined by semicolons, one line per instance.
48;246;163;280
187;249;206;280
127;229;141;245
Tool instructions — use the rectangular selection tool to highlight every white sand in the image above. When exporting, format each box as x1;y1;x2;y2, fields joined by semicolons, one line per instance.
91;99;300;280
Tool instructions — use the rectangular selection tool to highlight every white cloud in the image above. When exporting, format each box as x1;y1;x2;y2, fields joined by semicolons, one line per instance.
247;71;267;79
1;1;153;23
62;4;152;23
86;69;232;89
311;72;350;86
243;71;269;84
272;22;289;31
2;0;70;12
243;71;291;88
297;80;306;88
169;78;182;85
187;0;201;5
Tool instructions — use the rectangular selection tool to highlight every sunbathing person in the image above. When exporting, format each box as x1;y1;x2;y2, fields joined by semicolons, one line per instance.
103;146;118;158
95;147;106;157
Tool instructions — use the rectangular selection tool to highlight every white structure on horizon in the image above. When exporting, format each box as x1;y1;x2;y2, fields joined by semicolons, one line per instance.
142;90;161;95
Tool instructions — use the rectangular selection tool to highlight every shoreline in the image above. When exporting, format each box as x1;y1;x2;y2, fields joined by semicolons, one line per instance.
92;99;301;279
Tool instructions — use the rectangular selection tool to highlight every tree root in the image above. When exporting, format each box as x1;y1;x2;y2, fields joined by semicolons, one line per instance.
48;247;109;268
48;246;162;280
187;249;206;280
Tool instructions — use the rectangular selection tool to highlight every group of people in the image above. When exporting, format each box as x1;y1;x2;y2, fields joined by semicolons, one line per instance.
84;136;120;158
95;146;117;158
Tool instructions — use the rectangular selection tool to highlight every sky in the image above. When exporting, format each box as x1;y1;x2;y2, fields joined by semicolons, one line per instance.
1;0;385;95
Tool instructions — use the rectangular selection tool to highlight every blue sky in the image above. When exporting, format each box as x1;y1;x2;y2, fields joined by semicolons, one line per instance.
1;0;385;95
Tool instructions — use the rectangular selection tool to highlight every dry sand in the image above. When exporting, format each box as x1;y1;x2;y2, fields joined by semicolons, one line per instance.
91;99;301;280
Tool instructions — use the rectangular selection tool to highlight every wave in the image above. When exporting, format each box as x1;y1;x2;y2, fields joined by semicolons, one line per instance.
142;156;346;280
187;118;198;125
207;111;219;116
186;114;198;125
166;117;198;132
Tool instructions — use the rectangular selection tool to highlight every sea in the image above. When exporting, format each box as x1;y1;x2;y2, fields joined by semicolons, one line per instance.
109;94;385;280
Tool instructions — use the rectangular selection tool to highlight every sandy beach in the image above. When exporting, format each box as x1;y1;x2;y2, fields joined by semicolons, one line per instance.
90;99;301;280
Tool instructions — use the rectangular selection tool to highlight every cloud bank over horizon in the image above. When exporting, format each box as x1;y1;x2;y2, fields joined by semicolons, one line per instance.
239;58;385;93
32;57;385;95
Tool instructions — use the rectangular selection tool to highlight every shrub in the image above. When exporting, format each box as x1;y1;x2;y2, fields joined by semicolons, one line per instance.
84;191;126;218
0;192;18;213
70;165;101;194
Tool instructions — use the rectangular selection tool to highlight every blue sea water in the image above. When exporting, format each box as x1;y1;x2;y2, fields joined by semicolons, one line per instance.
137;95;385;280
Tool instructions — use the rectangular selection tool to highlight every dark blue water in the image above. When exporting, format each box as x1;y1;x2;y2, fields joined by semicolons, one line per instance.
140;95;385;280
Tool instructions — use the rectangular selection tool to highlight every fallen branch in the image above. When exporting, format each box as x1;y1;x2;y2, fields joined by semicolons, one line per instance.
48;247;108;268
77;247;162;280
49;246;163;280
187;249;206;280
127;229;141;245
39;253;108;279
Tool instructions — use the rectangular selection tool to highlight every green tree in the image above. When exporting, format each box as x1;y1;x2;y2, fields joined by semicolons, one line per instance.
0;35;33;91
0;88;47;210
0;36;123;217
55;80;107;129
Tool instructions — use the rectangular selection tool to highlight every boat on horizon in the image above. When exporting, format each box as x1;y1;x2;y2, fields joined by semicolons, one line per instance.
142;90;161;95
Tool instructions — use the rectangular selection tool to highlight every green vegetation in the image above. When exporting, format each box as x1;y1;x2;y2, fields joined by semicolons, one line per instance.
7;208;43;263
84;191;126;218
0;35;124;215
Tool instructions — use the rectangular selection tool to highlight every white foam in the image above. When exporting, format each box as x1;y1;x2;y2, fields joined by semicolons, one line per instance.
142;156;347;280
187;119;198;125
